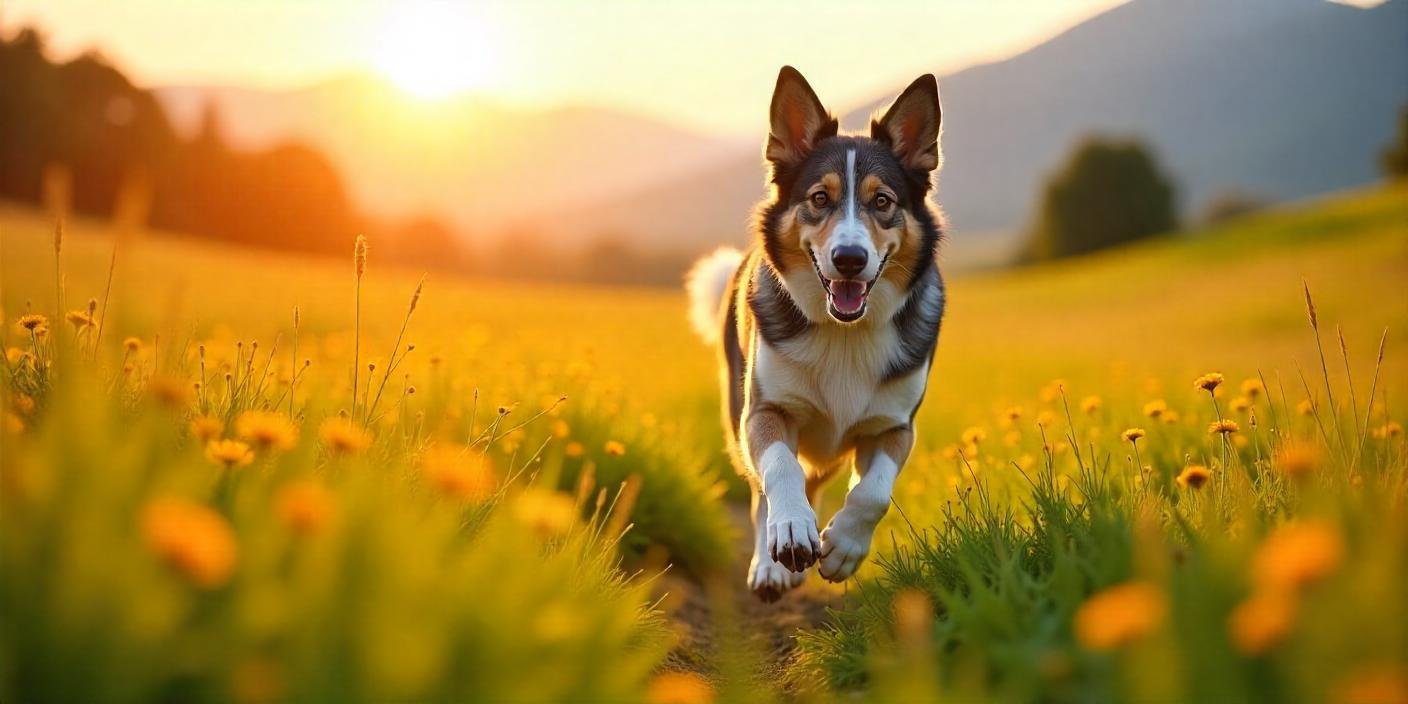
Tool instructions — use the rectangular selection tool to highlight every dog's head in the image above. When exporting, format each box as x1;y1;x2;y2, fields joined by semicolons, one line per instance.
759;66;942;325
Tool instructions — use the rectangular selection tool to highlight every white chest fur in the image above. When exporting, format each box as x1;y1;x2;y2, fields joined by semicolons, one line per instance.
754;318;929;463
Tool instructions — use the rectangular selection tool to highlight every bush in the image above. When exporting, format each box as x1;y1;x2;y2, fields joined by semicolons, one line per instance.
1381;105;1408;180
1025;138;1177;261
1198;190;1269;227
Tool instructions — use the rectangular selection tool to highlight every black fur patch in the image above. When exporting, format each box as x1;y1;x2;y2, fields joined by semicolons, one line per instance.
882;264;945;383
747;261;812;345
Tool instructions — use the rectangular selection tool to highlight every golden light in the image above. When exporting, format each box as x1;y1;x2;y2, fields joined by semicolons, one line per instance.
372;3;500;100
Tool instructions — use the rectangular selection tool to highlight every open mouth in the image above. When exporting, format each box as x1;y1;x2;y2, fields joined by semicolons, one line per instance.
809;252;886;323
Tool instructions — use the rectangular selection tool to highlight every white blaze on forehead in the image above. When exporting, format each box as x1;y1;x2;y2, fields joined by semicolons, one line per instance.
832;148;866;248
845;148;858;222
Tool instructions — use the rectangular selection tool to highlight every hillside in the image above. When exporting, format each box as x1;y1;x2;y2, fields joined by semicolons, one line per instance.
3;185;1403;417
561;0;1408;259
156;76;743;241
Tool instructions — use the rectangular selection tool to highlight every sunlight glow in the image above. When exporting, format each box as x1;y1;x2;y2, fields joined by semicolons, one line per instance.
372;3;499;100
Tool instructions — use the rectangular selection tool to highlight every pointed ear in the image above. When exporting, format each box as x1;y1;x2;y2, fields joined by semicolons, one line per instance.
872;74;942;174
766;66;837;176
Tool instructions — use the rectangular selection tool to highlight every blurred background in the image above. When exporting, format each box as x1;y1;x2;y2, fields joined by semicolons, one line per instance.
4;0;1404;282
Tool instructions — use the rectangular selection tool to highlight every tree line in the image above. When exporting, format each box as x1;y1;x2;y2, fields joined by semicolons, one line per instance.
0;27;459;267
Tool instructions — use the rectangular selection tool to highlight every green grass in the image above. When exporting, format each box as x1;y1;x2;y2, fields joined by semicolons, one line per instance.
1;183;1405;701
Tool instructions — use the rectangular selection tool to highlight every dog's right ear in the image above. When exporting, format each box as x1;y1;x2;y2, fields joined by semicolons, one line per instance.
766;66;837;181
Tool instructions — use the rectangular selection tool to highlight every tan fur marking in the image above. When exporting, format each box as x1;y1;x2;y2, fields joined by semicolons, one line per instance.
746;405;796;468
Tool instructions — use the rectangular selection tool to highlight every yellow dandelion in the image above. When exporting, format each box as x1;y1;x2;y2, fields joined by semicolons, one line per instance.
1253;520;1343;592
276;480;335;536
141;497;237;588
1121;428;1146;443
961;426;986;446
235;411;299;451
1194;372;1224;393
205;439;254;469
1241;378;1264;399
1081;395;1102;414
1073;581;1166;651
1036;410;1057;428
564;441;585;458
319;418;372;455
514;489;578;538
1143;399;1168;419
1372;421;1402;440
551;419;571;439
1228;588;1298;655
1296;399;1315;417
1004;430;1022;447
123;336;143;352
604;440;627;457
1273;441;1321;480
421;445;496;501
5;347;25;365
646;671;715;704
1162;409;1181;425
1177;465;1212;489
147;376;194;409
1331;665;1408;704
1002;405;1023;423
64;309;95;329
16;314;48;332
190;415;224;443
1231;396;1253;414
1209;419;1240;435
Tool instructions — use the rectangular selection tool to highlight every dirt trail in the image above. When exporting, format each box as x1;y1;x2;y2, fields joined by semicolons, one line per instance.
657;503;844;685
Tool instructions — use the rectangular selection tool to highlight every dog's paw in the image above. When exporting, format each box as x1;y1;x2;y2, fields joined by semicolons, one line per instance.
766;507;820;572
818;513;876;582
748;555;807;603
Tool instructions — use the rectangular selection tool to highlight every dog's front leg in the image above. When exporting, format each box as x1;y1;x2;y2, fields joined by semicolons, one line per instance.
819;425;913;582
745;406;819;573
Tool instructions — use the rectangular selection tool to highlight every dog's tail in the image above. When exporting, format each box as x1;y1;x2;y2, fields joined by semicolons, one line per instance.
685;246;744;345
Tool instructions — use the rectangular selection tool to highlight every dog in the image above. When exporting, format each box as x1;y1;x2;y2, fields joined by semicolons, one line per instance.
686;66;945;601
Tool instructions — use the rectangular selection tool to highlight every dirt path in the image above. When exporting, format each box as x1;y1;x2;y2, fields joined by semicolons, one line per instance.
656;503;844;686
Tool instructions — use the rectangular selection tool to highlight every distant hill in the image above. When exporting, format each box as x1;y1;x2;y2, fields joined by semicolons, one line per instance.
557;0;1408;260
156;76;743;243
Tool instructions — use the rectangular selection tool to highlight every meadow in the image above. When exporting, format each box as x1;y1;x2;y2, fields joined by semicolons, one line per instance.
2;184;1406;702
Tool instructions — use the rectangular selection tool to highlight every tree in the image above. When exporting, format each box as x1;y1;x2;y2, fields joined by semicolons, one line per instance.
1024;138;1177;261
1382;105;1408;180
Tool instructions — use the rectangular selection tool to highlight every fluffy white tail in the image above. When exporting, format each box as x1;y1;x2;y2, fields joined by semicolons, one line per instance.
685;247;743;345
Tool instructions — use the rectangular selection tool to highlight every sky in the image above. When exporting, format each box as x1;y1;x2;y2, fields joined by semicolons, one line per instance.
4;0;1172;136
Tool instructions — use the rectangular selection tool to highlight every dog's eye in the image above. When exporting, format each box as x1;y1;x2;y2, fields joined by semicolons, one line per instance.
810;192;830;208
873;194;892;210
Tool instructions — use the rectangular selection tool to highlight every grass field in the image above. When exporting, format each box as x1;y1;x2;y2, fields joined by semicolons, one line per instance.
2;184;1406;701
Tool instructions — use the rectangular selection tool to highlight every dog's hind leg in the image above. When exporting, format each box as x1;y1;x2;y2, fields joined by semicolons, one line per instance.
746;488;807;602
818;425;913;582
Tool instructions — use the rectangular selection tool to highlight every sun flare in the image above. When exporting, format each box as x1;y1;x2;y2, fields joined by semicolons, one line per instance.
373;4;499;100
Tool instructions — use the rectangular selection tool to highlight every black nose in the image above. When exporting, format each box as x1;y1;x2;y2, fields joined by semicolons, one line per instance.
830;245;868;278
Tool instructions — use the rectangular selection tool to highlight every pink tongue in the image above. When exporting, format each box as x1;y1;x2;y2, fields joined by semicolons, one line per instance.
828;280;866;314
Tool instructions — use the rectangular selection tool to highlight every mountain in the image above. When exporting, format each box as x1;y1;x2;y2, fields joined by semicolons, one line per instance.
155;76;743;243
558;0;1408;261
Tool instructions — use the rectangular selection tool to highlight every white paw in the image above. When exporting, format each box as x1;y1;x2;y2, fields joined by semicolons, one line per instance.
766;505;820;572
748;555;807;603
818;512;876;582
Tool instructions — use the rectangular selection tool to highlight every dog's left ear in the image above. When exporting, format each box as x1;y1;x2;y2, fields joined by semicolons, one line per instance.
872;74;942;175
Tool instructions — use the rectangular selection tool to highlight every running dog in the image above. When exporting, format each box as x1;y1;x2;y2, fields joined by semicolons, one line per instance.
686;66;945;601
